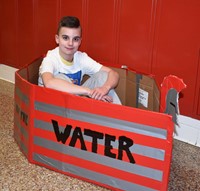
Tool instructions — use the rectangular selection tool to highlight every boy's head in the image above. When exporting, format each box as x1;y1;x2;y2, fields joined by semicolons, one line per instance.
55;16;82;61
57;16;81;35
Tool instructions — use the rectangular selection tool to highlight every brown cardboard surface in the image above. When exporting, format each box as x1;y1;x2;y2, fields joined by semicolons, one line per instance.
27;57;43;84
112;67;160;112
17;67;28;80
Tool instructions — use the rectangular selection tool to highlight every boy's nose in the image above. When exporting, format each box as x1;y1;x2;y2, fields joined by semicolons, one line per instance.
68;39;73;46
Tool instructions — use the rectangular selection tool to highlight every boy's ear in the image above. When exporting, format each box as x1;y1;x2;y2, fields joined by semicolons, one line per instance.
55;34;59;44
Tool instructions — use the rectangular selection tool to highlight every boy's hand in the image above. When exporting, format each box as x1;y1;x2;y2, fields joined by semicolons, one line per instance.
101;95;113;103
89;86;109;100
88;87;113;103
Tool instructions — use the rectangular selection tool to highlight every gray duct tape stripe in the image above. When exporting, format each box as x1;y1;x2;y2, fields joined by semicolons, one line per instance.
14;133;28;156
34;136;163;181
15;86;30;105
34;119;165;161
33;153;158;191
15;117;28;139
34;101;167;139
164;89;178;124
136;74;143;108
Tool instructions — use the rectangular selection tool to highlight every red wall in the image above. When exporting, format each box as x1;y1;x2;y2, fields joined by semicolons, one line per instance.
0;0;200;120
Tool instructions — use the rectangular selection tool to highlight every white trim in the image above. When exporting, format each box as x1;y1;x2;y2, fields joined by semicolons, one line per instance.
1;64;200;147
0;64;18;83
174;115;200;147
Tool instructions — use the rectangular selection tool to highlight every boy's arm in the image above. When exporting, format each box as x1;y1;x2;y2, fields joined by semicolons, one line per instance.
100;66;119;90
41;72;91;95
90;66;119;101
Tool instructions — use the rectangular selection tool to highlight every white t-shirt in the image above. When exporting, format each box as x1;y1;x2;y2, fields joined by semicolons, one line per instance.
38;47;102;86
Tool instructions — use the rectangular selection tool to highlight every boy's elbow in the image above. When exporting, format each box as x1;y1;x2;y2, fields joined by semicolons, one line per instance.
41;73;55;89
114;70;120;82
42;79;54;89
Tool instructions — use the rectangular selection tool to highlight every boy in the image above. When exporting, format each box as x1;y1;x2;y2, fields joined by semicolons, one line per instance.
38;16;121;104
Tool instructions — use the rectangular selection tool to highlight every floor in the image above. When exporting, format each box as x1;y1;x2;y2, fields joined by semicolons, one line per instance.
0;79;200;191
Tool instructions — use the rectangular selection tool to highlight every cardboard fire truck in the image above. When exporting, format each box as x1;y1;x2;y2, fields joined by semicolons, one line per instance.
14;57;186;191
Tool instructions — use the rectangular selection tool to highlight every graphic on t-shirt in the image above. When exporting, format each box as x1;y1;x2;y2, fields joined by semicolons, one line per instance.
59;71;82;85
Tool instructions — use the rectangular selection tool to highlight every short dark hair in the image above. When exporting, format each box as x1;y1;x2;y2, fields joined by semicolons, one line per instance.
57;16;80;34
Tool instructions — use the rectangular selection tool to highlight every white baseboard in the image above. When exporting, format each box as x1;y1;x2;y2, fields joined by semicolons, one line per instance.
1;64;200;147
0;64;18;83
174;115;200;147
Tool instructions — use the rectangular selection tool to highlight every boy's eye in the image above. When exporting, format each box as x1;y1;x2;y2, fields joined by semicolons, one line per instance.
62;35;69;40
61;35;81;42
73;37;81;42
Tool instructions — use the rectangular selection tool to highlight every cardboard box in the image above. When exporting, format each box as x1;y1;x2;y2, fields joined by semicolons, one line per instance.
14;57;175;191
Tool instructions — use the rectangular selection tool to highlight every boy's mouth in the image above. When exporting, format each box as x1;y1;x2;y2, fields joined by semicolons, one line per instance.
65;47;74;51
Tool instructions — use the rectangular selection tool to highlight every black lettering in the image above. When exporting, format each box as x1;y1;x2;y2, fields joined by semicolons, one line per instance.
104;134;116;159
16;104;29;125
84;129;103;153
52;120;72;144
118;136;135;164
69;127;87;150
52;120;136;164
20;111;28;125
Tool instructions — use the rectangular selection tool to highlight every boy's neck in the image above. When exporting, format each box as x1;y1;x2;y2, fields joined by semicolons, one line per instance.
59;51;73;62
60;55;73;66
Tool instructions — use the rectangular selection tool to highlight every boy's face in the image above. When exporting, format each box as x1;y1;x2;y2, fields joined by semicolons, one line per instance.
55;26;82;61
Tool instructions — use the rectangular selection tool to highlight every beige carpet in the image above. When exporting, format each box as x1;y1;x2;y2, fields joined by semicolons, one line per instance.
0;79;200;191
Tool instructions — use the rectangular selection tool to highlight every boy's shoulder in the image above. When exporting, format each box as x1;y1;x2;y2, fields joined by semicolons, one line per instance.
47;47;59;56
74;51;88;59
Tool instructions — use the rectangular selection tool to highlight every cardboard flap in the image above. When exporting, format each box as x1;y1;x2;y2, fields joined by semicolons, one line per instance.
112;67;160;112
27;57;43;84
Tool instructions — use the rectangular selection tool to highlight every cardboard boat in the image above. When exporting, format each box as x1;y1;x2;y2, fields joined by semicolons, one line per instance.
14;57;186;191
